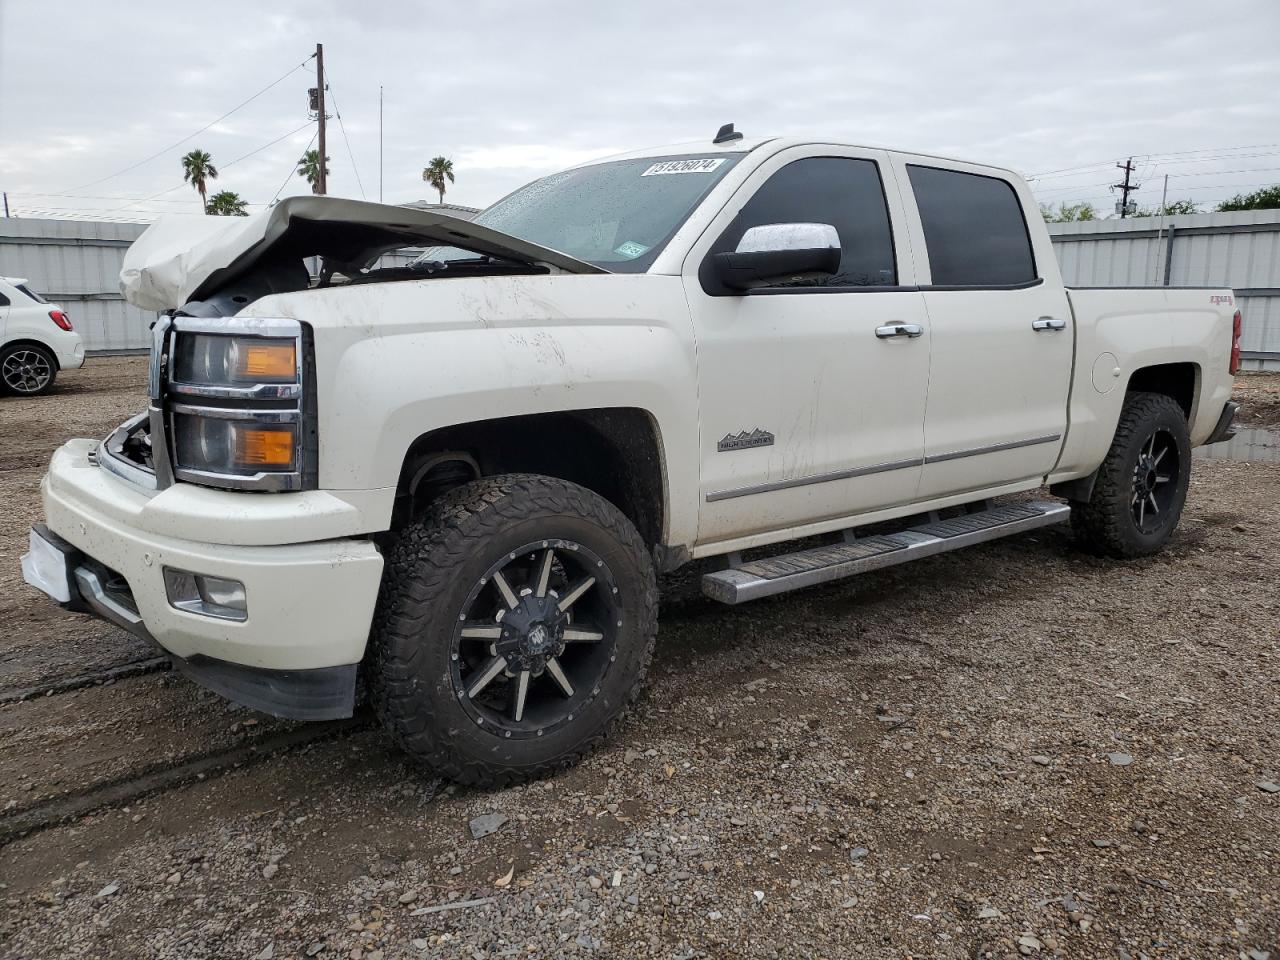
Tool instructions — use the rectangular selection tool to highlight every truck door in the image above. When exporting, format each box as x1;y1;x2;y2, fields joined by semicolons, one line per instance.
684;148;931;547
893;160;1073;500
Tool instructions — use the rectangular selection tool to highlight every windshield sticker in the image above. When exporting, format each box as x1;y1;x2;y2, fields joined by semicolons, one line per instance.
641;158;727;176
614;240;651;259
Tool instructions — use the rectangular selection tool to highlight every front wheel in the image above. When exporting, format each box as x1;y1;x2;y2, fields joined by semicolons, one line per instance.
368;474;658;786
1070;391;1192;558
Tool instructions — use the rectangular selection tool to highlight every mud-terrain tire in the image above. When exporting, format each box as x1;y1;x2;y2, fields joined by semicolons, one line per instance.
0;343;57;396
1070;391;1191;558
368;474;658;786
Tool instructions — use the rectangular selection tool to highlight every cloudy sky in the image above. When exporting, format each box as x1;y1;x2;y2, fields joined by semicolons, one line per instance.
1;0;1278;222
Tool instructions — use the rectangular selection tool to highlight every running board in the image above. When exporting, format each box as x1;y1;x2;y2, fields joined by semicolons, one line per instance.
701;500;1070;605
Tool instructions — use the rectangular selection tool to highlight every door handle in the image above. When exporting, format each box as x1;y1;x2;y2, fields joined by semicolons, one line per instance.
1032;317;1067;331
875;323;925;339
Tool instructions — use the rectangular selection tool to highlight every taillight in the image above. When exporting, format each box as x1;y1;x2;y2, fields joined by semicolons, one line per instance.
49;309;73;332
1229;309;1242;375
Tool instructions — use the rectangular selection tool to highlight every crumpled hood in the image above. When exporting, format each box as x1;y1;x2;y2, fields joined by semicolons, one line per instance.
119;195;606;312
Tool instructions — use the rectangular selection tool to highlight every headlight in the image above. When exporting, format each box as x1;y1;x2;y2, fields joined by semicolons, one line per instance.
172;411;299;477
157;317;315;492
173;334;299;393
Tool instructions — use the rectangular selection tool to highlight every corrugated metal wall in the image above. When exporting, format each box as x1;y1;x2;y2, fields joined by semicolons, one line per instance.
6;207;1277;361
1050;210;1280;371
0;207;478;352
0;218;156;352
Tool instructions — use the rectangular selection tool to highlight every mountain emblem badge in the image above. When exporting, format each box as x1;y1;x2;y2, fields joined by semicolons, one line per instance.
717;428;775;452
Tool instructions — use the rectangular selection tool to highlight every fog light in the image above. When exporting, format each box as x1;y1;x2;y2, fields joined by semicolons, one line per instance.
163;567;248;621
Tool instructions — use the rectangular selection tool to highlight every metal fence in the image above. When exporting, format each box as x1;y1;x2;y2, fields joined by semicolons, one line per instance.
0;218;156;352
1;206;479;353
1049;209;1280;371
5;207;1279;363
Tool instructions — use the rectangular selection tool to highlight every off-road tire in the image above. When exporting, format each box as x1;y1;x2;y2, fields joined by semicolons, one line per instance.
368;474;658;787
1070;391;1191;558
0;343;58;396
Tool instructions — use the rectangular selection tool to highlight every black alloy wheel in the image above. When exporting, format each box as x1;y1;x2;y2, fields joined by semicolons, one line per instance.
1;345;56;396
451;539;621;739
1130;427;1180;534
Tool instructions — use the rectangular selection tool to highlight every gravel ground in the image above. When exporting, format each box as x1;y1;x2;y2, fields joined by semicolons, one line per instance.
1232;372;1280;431
0;358;1277;959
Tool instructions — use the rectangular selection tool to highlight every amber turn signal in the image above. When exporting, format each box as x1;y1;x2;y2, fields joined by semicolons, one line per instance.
238;341;296;380
234;426;296;467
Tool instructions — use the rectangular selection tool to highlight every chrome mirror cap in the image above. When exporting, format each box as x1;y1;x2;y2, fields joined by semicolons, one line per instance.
736;222;840;255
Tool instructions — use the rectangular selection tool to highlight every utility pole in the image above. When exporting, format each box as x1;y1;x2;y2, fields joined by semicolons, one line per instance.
1113;158;1139;218
2;192;9;218
315;43;328;195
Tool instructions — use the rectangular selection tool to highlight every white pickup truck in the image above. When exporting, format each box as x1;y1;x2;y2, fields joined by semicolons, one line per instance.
22;127;1241;785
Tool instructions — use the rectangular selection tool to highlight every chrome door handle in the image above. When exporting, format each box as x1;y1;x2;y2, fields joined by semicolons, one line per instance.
875;323;925;339
1032;317;1067;331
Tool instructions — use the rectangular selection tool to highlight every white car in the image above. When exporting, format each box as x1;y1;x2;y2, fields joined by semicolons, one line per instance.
0;276;84;395
24;129;1240;786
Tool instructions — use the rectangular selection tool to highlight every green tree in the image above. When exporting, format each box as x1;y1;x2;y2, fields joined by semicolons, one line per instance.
1217;185;1280;212
1044;201;1098;222
180;149;218;213
206;190;249;216
296;149;330;194
1129;199;1199;218
422;156;455;204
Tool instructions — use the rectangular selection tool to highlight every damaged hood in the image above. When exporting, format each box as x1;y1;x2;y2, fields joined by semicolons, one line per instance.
120;196;607;312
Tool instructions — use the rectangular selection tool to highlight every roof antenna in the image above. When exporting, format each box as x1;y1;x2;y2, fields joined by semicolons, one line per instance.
713;123;743;144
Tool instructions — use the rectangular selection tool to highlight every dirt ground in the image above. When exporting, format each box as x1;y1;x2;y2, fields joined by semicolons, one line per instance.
0;358;1277;960
1233;372;1280;431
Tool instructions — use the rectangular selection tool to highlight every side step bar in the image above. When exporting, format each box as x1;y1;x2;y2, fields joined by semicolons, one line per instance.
701;500;1070;604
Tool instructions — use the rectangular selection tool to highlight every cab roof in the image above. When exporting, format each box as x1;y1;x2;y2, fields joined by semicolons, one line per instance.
577;134;1023;182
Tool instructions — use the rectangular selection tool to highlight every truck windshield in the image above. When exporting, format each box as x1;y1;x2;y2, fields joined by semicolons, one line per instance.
415;153;743;273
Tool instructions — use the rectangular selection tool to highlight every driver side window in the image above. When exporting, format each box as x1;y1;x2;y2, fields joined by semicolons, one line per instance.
702;156;897;292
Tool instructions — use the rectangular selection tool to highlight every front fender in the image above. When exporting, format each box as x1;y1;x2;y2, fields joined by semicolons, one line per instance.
248;274;699;544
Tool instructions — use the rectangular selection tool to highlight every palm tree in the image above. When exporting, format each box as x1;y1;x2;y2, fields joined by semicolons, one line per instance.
296;149;330;194
181;149;218;213
206;190;249;216
422;156;455;204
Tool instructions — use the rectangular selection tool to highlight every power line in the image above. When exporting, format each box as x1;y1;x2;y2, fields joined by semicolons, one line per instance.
61;55;316;194
1024;142;1280;180
271;128;319;205
94;120;316;216
325;82;366;201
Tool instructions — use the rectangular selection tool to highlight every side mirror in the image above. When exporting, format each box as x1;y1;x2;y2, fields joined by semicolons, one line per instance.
713;222;841;291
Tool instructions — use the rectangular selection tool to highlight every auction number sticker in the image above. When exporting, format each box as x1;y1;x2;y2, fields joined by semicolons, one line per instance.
641;158;727;176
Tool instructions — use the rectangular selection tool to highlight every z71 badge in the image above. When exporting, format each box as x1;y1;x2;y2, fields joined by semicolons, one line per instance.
717;428;775;452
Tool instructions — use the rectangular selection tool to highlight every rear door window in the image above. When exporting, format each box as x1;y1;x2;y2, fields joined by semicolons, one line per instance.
907;165;1036;286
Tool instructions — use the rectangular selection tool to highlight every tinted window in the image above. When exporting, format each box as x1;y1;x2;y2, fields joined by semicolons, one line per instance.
907;166;1035;286
15;283;47;303
706;157;896;290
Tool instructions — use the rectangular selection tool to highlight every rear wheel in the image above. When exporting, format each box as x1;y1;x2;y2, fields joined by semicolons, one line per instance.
1070;391;1191;558
368;474;657;786
0;343;57;396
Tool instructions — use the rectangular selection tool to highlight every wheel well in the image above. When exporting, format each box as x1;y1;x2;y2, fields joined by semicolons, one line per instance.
1;339;59;370
394;409;666;547
1126;362;1196;418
